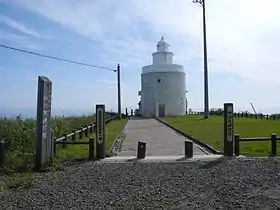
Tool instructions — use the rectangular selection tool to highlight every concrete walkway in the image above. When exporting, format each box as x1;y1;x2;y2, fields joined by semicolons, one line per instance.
117;118;209;156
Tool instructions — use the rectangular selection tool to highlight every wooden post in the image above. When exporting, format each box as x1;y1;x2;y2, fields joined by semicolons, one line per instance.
96;104;106;159
224;103;234;157
35;76;52;169
137;141;146;159
72;130;76;141
234;134;240;156
53;138;57;154
185;140;193;158
0;140;5;166
271;133;277;156
79;128;83;139
85;127;89;138
63;134;67;149
89;138;94;160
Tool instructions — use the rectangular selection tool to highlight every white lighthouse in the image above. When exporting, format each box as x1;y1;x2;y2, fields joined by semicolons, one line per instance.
139;37;186;118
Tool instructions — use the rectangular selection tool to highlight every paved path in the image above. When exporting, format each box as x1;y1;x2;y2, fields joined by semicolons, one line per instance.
117;118;209;156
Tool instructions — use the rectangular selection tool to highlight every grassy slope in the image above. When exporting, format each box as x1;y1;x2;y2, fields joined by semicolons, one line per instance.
0;118;128;191
55;118;128;160
162;115;280;156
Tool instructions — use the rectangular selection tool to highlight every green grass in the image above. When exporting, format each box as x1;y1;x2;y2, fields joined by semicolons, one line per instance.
55;118;128;161
0;117;128;192
162;115;280;156
0;113;114;172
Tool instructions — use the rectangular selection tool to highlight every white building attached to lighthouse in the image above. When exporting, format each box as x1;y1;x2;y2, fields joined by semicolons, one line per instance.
139;37;186;118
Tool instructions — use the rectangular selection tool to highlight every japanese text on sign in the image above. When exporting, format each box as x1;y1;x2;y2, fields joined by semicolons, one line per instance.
227;106;233;142
96;108;104;144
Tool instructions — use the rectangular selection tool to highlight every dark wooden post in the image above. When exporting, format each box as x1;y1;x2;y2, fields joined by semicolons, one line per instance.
96;104;106;159
35;76;52;169
137;141;146;159
89;138;94;160
0;140;5;166
79;128;83;139
63;134;67;149
185;140;193;158
271;133;277;156
53;137;57;154
85;127;89;138
72;130;76;141
224;103;234;157
234;134;240;156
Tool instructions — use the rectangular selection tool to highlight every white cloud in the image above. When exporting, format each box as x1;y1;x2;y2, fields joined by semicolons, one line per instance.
0;15;42;39
14;0;280;85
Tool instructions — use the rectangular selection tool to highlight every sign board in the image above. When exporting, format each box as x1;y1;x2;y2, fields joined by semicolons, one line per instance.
96;104;105;159
35;76;52;168
226;105;234;142
224;103;234;156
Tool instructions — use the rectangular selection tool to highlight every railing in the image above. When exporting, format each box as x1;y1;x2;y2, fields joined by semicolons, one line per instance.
53;115;118;159
0;114;118;166
188;111;280;121
234;133;279;156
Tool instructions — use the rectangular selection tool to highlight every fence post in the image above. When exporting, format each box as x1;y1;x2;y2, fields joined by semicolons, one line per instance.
63;134;67;149
234;134;240;156
224;103;234;157
72;130;76;141
85;127;89;138
79;128;83;139
0;140;5;166
271;133;277;156
185;140;193;158
53;137;57;154
89;138;94;160
137;141;146;159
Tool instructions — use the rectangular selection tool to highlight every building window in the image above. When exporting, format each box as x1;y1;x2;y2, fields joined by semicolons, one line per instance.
157;79;161;83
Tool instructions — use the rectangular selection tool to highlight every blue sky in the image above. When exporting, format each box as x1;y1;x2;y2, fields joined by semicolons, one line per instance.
1;0;280;116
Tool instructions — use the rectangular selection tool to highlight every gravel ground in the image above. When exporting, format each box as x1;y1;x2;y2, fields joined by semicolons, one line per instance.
1;158;280;209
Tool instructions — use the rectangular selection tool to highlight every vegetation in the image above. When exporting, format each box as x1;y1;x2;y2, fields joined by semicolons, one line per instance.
162;115;280;156
0;114;128;191
55;118;128;161
0;113;120;173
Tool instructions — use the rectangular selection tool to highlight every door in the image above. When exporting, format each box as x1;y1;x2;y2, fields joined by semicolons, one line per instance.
158;104;166;117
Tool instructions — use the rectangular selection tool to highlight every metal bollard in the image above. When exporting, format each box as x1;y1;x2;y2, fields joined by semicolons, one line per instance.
185;140;193;158
0;140;5;166
137;141;146;159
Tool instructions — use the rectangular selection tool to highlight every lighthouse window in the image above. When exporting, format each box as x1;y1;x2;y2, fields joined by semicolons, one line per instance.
157;79;161;83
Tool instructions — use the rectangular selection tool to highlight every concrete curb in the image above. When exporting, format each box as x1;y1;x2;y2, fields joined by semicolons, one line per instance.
109;118;129;155
155;117;222;155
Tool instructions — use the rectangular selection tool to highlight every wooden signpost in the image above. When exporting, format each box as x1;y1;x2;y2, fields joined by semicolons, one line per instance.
224;103;234;156
96;104;105;159
35;76;53;169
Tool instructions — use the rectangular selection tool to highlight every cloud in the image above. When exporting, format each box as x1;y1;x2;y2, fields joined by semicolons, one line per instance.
14;0;280;84
0;15;42;39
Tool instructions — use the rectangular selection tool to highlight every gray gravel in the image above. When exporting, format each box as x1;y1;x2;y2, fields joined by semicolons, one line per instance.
1;158;280;209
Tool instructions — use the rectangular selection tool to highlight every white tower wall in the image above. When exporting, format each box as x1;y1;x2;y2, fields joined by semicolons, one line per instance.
141;71;186;117
140;37;186;118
